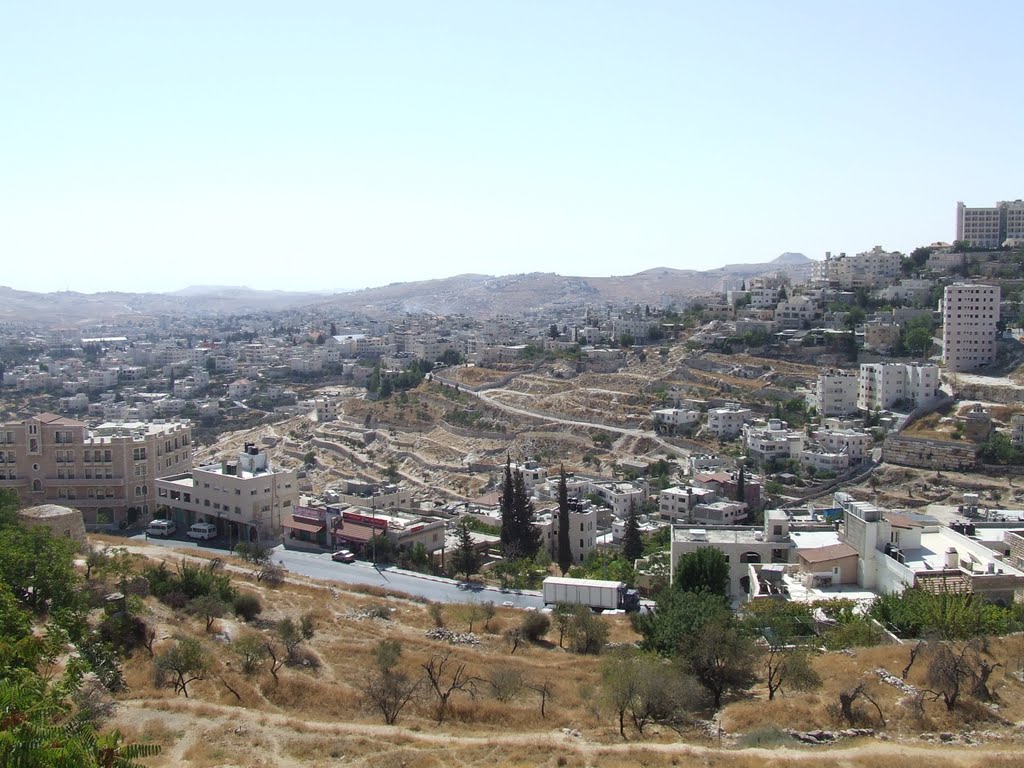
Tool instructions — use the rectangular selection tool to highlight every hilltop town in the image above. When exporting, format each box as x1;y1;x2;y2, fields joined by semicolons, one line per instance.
6;201;1024;767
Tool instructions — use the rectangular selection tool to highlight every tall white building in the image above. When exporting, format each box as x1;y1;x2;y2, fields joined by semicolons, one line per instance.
858;363;941;411
813;370;859;417
941;284;1000;372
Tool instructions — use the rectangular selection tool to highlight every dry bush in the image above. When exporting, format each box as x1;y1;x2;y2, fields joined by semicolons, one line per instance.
722;693;830;733
260;675;359;720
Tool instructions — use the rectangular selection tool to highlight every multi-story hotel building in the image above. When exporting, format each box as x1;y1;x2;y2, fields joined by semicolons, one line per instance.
956;200;1024;248
0;413;192;525
941;284;1000;372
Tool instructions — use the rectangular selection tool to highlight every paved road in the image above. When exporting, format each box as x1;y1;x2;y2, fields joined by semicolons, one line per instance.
129;534;544;609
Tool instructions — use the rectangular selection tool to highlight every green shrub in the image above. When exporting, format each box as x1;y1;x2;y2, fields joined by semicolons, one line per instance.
521;612;550;642
232;592;263;622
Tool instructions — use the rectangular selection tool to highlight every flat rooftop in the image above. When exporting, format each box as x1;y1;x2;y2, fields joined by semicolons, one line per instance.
673;527;776;545
780;573;878;606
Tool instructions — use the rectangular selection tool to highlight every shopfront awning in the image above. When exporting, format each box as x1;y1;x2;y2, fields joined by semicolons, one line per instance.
283;519;325;534
333;521;376;543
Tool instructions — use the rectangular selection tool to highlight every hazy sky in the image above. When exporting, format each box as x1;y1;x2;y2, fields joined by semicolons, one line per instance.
2;2;1022;294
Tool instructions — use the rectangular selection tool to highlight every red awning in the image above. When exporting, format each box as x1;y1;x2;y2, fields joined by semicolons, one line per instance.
333;522;376;544
283;519;325;534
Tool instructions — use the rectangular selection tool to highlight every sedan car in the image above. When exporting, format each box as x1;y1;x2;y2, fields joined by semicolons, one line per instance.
331;549;355;563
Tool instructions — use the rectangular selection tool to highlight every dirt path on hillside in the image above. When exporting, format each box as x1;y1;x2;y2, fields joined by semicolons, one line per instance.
116;696;1018;768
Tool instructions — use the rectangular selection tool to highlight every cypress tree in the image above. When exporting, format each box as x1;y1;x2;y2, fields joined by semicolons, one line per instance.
557;466;573;575
735;465;746;503
452;520;480;580
499;455;515;554
622;498;643;562
512;466;540;558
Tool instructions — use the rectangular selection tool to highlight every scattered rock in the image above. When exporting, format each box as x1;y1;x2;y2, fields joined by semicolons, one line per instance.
425;627;480;645
786;728;874;745
876;668;919;696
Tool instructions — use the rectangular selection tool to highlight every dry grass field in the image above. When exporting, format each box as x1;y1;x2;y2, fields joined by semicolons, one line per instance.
90;541;1024;768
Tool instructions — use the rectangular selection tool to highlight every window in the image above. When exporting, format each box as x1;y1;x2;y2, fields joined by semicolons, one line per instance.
133;447;146;461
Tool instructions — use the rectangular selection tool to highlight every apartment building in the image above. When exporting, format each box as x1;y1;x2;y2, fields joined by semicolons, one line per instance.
941;283;1000;372
749;287;781;309
813;370;859;417
862;321;903;353
535;500;598;564
314;395;342;422
774;296;818;329
798;446;851;474
0;412;192;526
658;485;716;523
583;479;645;517
652;407;702;433
671;511;796;600
691;500;747;526
156;443;297;543
812;428;872;464
326;480;413;511
705;403;753;439
956;200;1024;248
742;419;805;467
814;247;903;289
509;460;549;494
857;362;941;411
1011;414;1024;446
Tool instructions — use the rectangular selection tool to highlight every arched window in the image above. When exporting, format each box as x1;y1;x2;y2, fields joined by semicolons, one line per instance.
32;479;41;492
739;551;762;564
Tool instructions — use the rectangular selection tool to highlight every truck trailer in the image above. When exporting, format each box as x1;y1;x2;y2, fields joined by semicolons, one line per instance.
542;576;640;612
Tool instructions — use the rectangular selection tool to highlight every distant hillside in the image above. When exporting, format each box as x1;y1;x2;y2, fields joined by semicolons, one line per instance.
0;253;816;326
0;286;329;328
310;253;816;317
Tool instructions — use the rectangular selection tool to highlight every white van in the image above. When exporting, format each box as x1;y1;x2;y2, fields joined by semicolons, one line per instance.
147;519;176;537
187;522;218;540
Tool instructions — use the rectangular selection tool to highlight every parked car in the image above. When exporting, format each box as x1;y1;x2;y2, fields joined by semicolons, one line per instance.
331;549;355;563
147;519;177;537
186;522;218;540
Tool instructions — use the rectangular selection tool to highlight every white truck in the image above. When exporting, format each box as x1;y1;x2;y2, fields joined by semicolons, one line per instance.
542;576;640;612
